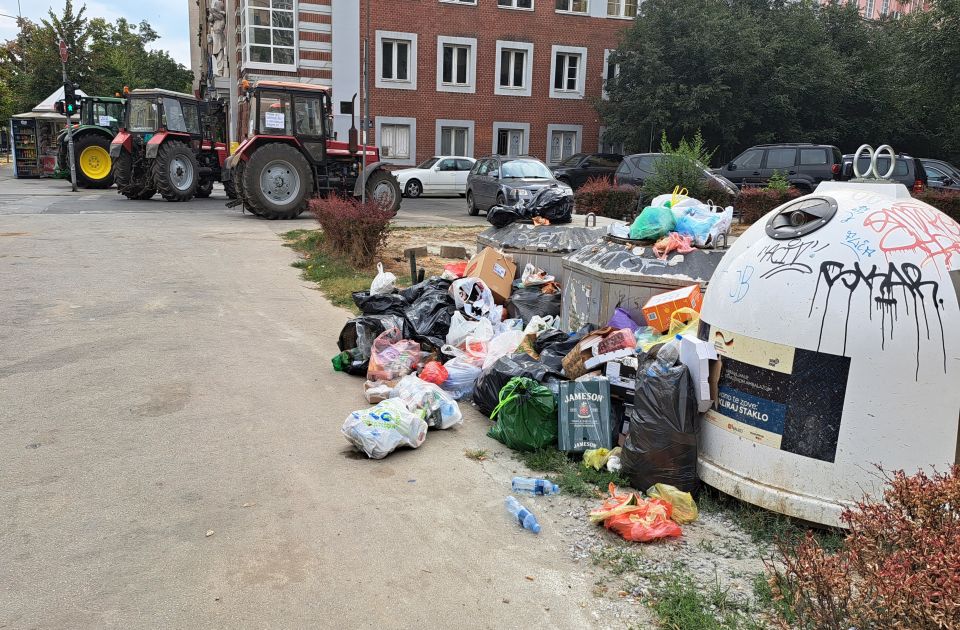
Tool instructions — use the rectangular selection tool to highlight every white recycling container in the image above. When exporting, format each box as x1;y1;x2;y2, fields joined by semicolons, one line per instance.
698;172;960;526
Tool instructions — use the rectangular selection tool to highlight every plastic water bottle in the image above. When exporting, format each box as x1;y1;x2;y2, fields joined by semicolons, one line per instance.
511;476;560;496
646;340;679;377
505;496;541;534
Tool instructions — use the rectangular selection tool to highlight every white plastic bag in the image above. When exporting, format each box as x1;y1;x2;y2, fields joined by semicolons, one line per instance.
523;315;559;336
370;263;397;296
446;311;494;348
450;277;501;325
708;206;734;247
650;192;688;209
394;375;463;429
341;399;428;459
441;357;484;400
520;263;555;287
482;329;526;370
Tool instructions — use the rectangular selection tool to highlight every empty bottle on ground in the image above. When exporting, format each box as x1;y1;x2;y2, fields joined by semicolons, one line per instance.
505;496;541;533
511;476;560;496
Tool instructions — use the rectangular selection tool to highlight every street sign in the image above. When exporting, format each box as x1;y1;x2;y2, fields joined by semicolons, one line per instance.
59;40;68;63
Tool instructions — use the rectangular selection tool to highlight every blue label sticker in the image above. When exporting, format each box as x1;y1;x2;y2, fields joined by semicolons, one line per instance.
716;386;787;436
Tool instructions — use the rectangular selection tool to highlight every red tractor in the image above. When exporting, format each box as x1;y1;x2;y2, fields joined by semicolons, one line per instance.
224;81;401;219
110;89;232;201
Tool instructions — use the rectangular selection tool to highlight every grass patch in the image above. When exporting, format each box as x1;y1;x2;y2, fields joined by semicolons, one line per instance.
647;566;768;630
464;448;488;461
515;448;629;498
282;229;371;312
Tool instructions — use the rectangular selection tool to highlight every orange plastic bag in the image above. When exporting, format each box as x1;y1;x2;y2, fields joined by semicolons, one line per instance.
589;483;682;542
419;361;448;385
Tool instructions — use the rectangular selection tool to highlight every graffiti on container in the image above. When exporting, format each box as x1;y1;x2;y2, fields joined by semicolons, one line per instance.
842;230;876;261
729;265;754;303
756;239;829;279
840;204;871;224
809;259;946;378
863;202;960;269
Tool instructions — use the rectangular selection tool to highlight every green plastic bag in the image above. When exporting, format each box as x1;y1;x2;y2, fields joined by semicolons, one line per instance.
487;377;558;451
629;205;676;241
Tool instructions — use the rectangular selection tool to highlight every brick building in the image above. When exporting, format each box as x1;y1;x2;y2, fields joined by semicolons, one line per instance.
838;0;929;19
190;0;633;164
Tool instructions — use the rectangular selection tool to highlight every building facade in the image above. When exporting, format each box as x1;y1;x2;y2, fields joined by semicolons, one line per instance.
830;0;930;19
190;0;633;163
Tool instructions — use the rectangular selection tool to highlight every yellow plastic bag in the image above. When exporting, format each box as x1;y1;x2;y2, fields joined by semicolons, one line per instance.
646;483;699;524
636;307;701;352
583;448;611;470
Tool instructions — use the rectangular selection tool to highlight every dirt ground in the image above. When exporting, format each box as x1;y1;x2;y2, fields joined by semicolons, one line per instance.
381;226;486;282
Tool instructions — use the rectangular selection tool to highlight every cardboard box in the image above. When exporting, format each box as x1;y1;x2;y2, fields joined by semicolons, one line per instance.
464;247;516;305
678;333;718;412
641;284;702;334
604;356;639;400
558;379;614;452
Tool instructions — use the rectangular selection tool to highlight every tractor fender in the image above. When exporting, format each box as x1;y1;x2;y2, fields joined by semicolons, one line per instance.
225;136;304;177
353;161;392;197
144;131;193;159
110;130;132;158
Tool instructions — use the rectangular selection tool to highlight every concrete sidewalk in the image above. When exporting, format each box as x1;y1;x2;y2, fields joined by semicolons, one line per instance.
0;204;608;628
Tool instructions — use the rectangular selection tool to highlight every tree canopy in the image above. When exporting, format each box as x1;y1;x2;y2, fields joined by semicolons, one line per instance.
0;0;192;121
601;0;960;163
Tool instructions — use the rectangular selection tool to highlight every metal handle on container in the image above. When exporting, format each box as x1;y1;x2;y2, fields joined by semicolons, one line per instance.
584;212;597;227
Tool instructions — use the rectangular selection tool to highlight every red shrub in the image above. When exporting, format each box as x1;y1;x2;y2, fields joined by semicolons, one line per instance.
916;189;960;223
766;464;960;629
736;187;803;225
574;176;640;219
309;195;393;268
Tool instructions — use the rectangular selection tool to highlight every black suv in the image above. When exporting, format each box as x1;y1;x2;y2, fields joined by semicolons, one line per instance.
715;143;842;193
836;153;928;192
614;152;738;198
549;152;623;189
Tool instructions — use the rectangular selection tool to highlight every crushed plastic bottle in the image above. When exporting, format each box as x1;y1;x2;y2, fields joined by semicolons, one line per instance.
645;339;680;377
505;496;541;533
511;476;560;496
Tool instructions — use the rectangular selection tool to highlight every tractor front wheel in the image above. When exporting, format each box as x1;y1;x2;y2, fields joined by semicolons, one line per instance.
75;134;114;189
242;143;311;220
365;169;402;215
153;141;200;202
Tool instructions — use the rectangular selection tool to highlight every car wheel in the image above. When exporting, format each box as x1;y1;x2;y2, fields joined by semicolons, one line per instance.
466;191;479;216
404;179;422;198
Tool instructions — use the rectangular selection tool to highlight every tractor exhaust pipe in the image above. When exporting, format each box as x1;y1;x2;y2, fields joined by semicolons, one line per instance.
348;93;359;155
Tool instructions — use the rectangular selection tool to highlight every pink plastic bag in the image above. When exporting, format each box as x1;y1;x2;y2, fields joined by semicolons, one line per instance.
367;327;421;382
653;232;695;260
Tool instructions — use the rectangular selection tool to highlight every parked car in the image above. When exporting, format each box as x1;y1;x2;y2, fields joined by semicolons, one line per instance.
466;155;569;215
715;143;842;193
920;158;960;191
614;153;738;198
393;156;475;198
549;152;623;189
836;153;927;192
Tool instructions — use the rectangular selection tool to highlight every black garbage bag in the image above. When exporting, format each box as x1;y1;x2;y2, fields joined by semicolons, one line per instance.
537;325;594;373
621;353;699;494
487;205;523;228
525;185;573;224
533;329;569;355
473;354;565;416
352;291;409;316
506;286;562;323
400;276;451;302
402;279;456;353
336;314;405;376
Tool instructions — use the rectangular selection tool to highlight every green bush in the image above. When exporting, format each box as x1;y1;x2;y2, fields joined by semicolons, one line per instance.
574;176;641;220
641;131;716;201
916;189;960;223
736;187;802;224
766;170;790;192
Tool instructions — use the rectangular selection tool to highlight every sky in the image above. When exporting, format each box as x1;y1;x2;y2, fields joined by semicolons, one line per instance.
0;0;191;66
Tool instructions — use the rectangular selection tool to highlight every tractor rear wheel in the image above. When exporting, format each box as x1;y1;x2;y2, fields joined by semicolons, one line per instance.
153;140;200;202
195;179;214;198
75;134;114;189
242;143;311;220
114;151;150;200
365;169;402;214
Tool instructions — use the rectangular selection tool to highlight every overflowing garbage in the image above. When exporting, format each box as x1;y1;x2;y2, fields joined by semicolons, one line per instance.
336;203;730;541
486;184;574;228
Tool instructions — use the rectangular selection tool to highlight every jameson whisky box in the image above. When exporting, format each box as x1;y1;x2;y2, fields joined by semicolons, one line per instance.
558;378;614;453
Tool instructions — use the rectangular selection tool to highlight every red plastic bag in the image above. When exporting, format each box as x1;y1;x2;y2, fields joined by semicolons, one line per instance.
443;261;467;278
367;327;421;382
589;483;682;542
420;361;448;385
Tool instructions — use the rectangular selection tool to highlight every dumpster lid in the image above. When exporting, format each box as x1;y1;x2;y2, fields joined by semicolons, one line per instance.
477;224;604;253
564;237;726;283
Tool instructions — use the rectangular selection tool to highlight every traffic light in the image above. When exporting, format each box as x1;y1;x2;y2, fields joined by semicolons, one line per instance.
62;81;79;117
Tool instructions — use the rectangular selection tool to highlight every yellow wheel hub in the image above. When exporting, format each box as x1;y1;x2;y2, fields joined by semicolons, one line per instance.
79;145;111;181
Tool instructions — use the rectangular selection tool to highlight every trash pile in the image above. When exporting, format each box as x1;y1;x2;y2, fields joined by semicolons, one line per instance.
335;222;724;541
486;184;574;228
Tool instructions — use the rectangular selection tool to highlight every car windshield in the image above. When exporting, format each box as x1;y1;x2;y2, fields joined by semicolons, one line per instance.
128;98;158;133
558;153;586;167
417;158;439;169
501;160;553;179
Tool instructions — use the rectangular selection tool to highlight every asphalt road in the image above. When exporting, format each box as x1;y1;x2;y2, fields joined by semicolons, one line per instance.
0;167;610;628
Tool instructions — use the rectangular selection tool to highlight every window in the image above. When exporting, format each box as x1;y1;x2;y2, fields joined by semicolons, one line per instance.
440;127;468;155
502;159;553;179
381;124;411;160
456;159;474;171
799;148;828;166
587;155;621;168
765;148;797;169
476;159;491;176
498;0;533;8
733;149;763;170
259;93;292;134
880;0;890;14
442;45;469;85
128;99;158;133
182;103;201;135
162;98;198;134
607;0;637;17
633;155;658;173
855;157;908;176
240;0;296;71
495;41;534;96
436;36;476;93
865;0;875;15
550;129;579;163
550;46;587;98
497;129;525;156
376;31;418;90
295;96;324;136
602;49;620;99
556;0;588;13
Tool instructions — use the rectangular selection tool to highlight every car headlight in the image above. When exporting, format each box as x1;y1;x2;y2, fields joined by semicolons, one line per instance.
516;189;530;197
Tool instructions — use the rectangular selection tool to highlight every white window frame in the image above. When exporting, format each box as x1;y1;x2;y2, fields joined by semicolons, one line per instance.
494;41;534;97
555;0;589;14
602;49;620;100
549;45;587;99
546;124;582;165
497;0;535;10
606;0;637;18
239;0;299;72
491;121;531;156
376;116;417;166
375;31;418;91
436;36;477;94
435;119;475;157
